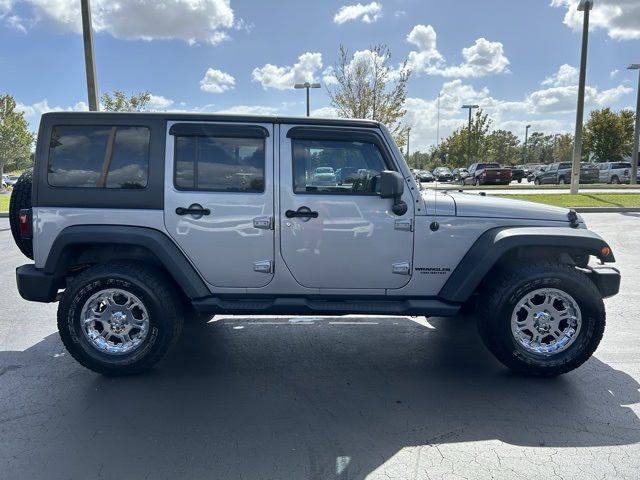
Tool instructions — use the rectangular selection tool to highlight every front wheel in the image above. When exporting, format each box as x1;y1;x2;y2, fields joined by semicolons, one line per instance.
476;263;605;376
558;176;566;184
57;262;184;375
534;178;541;185
475;178;482;186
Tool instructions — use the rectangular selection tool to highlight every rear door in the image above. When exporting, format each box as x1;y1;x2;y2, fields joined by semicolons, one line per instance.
164;121;275;288
278;125;414;290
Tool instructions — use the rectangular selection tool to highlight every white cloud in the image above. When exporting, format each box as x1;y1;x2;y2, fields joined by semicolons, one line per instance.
148;95;174;110
406;26;509;78
552;0;640;40
11;0;236;44
333;2;382;24
252;52;323;90
542;64;579;87
200;69;235;94
406;25;444;72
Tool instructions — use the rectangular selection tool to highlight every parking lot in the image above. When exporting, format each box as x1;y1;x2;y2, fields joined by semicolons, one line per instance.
1;212;639;480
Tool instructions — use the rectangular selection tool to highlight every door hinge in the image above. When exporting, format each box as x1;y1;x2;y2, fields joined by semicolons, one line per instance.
253;216;274;230
394;219;413;232
254;260;273;274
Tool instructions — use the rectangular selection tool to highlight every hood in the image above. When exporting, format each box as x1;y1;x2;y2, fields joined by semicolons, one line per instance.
421;189;581;224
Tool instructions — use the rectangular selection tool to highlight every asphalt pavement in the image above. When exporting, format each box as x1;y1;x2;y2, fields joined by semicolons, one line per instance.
1;213;639;479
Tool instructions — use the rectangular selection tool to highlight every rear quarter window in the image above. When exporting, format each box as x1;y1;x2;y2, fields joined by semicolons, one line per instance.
47;125;150;189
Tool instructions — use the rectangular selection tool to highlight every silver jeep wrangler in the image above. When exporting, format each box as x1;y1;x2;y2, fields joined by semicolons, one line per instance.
11;112;620;376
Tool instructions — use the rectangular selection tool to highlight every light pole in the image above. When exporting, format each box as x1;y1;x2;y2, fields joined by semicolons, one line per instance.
81;0;99;111
554;133;561;161
461;104;479;164
524;124;531;163
571;0;593;194
294;82;321;116
628;63;640;185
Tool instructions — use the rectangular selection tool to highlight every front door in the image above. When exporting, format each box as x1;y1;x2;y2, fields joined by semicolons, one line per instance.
279;125;414;290
164;122;275;288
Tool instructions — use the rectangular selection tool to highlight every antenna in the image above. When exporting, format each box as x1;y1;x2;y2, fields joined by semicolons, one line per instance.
431;92;441;232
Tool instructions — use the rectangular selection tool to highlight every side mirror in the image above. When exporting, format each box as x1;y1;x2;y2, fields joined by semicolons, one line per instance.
379;171;408;216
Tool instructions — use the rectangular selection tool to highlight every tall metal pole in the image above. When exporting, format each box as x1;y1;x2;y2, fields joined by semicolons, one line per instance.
462;104;478;165
570;0;592;194
524;124;531;163
81;0;99;111
629;66;640;185
294;82;321;117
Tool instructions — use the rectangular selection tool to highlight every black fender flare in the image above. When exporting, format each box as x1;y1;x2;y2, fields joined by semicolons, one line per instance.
44;225;210;299
438;226;615;303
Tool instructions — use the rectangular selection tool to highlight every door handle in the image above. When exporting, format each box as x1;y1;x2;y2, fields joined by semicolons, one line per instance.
176;206;211;216
285;208;318;219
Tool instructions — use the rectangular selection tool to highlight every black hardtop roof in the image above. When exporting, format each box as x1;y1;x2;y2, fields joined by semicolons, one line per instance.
40;111;383;129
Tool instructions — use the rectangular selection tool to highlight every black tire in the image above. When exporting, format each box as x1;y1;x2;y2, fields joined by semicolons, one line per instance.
476;263;605;377
534;178;541;185
475;178;482;186
517;178;522;183
9;168;34;259
558;176;566;184
611;176;619;185
57;262;184;375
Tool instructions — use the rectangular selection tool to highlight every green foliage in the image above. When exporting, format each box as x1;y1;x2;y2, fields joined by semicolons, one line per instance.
328;44;411;147
101;90;151;112
0;94;34;179
486;130;521;165
434;110;492;168
583;108;634;162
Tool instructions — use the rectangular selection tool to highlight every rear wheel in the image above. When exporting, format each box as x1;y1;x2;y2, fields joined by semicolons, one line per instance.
534;178;541;185
57;262;184;375
558;176;566;184
475;178;482;186
611;176;619;184
476;263;605;376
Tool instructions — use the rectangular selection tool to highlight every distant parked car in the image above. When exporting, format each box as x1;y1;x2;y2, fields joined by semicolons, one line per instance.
510;165;526;183
596;162;632;184
433;166;453;182
3;174;19;186
416;170;434;182
452;167;469;182
312;166;337;186
532;162;598;185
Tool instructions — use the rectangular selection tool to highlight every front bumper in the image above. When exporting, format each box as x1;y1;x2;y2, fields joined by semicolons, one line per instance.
584;265;621;298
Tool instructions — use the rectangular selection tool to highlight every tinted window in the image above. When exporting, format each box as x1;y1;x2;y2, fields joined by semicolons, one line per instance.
48;125;150;188
174;135;265;192
292;138;390;195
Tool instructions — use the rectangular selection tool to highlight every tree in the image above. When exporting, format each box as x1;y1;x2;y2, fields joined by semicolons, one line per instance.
437;110;492;168
0;94;34;179
486;130;521;165
554;134;574;163
101;90;151;112
328;44;411;146
583;108;634;162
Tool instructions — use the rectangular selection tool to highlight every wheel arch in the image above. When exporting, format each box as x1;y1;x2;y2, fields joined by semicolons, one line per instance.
438;226;616;303
44;225;210;299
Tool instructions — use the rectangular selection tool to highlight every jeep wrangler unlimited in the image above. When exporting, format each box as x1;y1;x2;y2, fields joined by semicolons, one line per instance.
11;112;620;376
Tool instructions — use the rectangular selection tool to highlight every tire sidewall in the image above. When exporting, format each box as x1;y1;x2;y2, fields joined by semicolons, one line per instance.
58;265;180;375
480;266;605;375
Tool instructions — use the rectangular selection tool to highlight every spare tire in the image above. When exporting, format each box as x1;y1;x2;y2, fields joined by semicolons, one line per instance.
9;168;34;260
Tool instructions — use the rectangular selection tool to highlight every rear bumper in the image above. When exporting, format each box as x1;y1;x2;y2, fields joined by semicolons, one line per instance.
16;264;60;303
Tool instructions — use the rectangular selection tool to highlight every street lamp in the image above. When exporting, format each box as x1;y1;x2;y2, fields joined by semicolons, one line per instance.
554;133;561;161
524;124;531;163
81;0;99;111
461;104;479;164
571;0;593;194
294;82;321;116
628;63;640;185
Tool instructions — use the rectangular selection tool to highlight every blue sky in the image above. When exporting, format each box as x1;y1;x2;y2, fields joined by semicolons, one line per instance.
1;0;640;153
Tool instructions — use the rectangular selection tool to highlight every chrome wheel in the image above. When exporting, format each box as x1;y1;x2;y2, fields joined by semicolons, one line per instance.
81;288;150;355
511;288;581;356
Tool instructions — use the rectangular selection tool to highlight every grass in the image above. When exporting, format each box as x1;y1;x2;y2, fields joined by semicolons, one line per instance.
2;189;640;213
